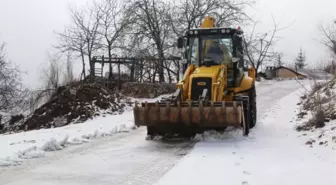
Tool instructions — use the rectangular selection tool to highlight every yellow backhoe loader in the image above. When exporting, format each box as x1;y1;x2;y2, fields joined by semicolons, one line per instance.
133;16;257;139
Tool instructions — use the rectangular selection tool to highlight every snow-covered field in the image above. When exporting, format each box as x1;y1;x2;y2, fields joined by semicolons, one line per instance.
0;80;335;185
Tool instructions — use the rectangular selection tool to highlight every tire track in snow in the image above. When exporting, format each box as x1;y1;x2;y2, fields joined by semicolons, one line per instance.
118;140;196;185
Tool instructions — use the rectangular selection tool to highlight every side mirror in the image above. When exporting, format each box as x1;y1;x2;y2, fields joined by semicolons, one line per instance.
233;35;243;50
177;37;184;49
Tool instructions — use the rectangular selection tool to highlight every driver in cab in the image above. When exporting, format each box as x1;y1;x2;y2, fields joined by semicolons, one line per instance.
203;40;232;66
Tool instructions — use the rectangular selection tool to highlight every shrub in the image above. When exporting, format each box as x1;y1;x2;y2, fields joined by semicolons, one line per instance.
296;109;326;131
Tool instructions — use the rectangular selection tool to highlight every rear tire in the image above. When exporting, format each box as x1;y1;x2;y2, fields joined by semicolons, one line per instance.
146;126;157;140
242;97;250;136
248;85;257;128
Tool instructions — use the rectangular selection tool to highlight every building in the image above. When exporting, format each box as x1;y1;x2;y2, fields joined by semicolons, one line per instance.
275;66;307;79
265;65;334;80
265;66;307;79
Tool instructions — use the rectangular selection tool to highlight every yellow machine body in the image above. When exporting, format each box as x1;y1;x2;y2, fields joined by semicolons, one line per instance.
133;16;256;138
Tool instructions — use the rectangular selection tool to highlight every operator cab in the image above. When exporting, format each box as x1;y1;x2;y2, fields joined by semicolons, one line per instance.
177;27;245;88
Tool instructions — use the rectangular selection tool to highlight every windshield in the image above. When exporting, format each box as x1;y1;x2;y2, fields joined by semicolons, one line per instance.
189;36;233;66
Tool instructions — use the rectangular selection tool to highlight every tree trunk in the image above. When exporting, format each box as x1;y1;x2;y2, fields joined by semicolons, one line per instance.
130;61;135;82
80;51;86;80
140;60;144;82
165;61;172;83
158;48;165;83
118;60;121;90
88;52;95;82
152;64;157;83
108;45;113;80
176;61;180;82
90;61;95;82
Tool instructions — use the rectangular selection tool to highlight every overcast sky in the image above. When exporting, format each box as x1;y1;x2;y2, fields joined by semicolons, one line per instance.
0;0;335;88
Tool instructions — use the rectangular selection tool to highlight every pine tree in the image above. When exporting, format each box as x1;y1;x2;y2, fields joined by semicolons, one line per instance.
275;52;284;67
295;48;306;69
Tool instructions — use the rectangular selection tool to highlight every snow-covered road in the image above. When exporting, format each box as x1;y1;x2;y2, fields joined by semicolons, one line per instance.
0;80;335;185
0;128;196;185
155;80;336;185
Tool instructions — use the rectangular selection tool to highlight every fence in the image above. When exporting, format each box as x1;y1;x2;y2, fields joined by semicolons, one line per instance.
90;55;182;89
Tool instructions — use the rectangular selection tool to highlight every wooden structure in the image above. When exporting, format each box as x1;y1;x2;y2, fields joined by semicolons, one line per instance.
90;55;182;90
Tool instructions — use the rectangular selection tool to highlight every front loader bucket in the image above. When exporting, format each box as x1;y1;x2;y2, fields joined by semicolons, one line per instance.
133;100;249;138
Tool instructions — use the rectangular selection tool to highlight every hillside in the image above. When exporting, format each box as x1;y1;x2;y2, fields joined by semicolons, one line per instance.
296;78;336;149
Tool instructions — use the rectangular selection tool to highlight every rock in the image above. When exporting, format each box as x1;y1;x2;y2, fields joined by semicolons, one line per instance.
69;89;77;95
54;117;67;127
332;136;336;142
0;123;3;133
149;93;155;98
9;114;24;125
306;139;315;145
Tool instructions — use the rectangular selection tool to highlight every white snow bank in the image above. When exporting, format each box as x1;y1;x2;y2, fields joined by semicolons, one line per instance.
0;111;135;167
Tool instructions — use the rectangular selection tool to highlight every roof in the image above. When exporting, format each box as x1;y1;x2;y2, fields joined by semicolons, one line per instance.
274;66;308;77
274;66;334;79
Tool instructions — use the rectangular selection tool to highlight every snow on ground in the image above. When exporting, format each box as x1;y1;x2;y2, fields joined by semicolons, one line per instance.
155;80;336;185
0;91;174;168
0;111;135;167
1;79;334;185
0;126;196;185
297;116;336;150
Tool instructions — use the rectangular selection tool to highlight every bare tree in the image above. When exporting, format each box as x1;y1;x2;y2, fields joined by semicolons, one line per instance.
0;42;27;112
55;26;87;79
64;51;74;84
42;53;63;94
25;52;65;112
126;0;175;83
94;0;134;87
170;0;253;36
56;3;102;81
243;17;286;74
318;20;336;58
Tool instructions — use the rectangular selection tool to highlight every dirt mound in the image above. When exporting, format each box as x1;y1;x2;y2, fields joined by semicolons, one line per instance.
121;82;176;98
5;83;132;132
